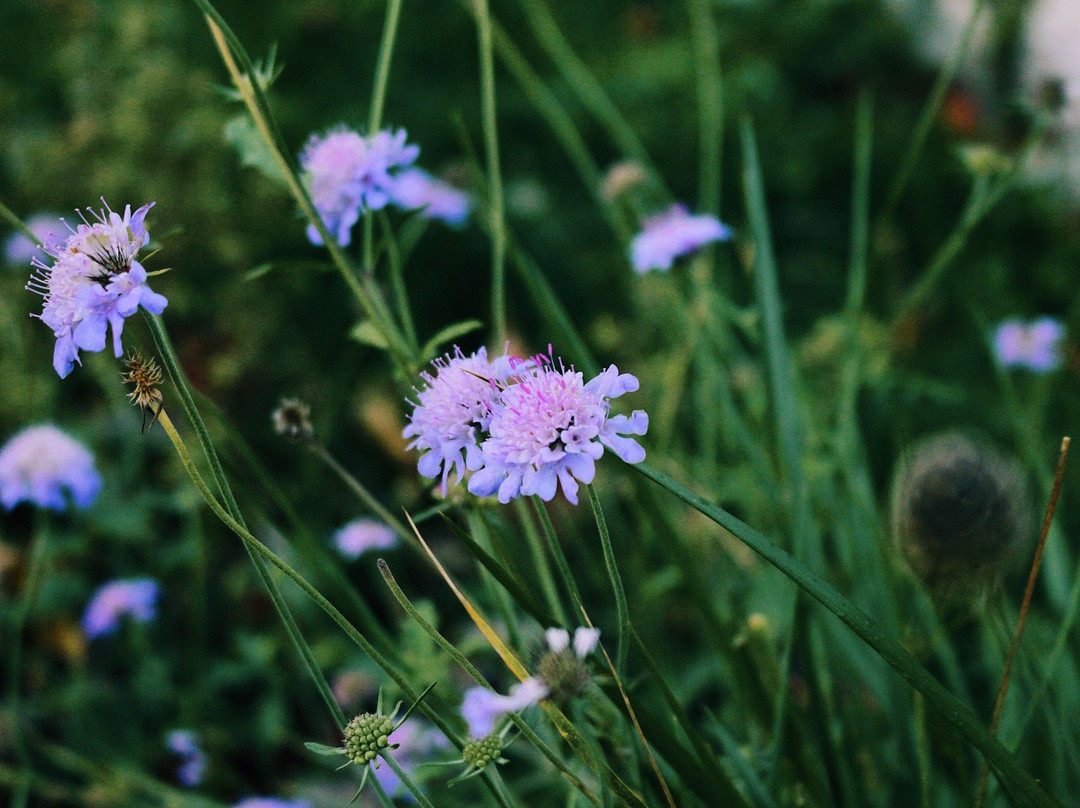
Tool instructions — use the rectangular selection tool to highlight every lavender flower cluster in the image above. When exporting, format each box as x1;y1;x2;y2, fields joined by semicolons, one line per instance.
403;346;648;505
300;126;471;247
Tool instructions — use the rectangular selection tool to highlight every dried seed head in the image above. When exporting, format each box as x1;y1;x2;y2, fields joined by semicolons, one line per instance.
121;352;164;432
891;431;1032;602
272;398;314;443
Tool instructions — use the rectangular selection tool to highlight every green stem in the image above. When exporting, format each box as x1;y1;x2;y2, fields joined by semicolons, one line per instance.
378;210;418;352
367;0;403;136
586;484;628;673
632;460;1062;808
687;0;723;217
472;0;508;346
381;754;437;808
513;498;569;626
0;200;39;244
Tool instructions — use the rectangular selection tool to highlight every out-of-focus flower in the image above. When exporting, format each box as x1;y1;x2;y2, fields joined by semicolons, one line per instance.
403;346;522;496
300;126;419;246
334;519;398;559
461;677;548;738
468;352;648;505
992;316;1065;371
165;730;207;787
538;627;601;703
232;799;312;808
391;167;471;227
3;212;63;265
630;204;732;273
26;201;167;378
600;161;648;202
0;425;101;511
371;720;445;798
82;578;159;639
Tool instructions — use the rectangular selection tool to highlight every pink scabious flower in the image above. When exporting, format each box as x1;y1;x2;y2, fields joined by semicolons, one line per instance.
300;126;420;246
993;316;1066;372
390;167;472;227
165;729;207;787
403;346;522;496
82;578;159;639
467;352;649;506
334;518;398;559
461;677;549;738
26;201;167;378
630;204;733;273
0;425;101;512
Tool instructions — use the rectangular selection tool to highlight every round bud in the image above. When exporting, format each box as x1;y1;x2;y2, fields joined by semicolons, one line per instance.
462;733;503;770
891;431;1032;602
343;712;395;765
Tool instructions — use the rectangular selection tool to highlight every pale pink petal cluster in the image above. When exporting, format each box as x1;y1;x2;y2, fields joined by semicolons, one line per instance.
993;316;1066;372
630;204;732;273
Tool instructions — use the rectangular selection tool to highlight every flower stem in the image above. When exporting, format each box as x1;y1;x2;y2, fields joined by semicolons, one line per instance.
586;484;628;673
380;754;437;808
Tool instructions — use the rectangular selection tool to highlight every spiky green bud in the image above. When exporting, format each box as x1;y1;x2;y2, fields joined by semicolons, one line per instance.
343;712;395;765
462;733;503;770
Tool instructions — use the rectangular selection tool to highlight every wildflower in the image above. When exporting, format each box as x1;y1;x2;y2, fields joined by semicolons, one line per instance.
467;353;649;505
165;730;207;787
390;167;471;227
3;212;63;265
403;346;521;496
460;677;548;738
992;316;1065;372
233;799;312;808
82;578;159;639
630;204;732;273
300;126;419;246
537;627;600;703
891;432;1031;602
0;425;101;512
600;161;647;202
334;519;398;559
26;201;167;378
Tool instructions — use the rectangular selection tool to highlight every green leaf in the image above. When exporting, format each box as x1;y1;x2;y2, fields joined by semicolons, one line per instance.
224;114;287;184
305;741;346;757
350;320;390;350
419;320;484;361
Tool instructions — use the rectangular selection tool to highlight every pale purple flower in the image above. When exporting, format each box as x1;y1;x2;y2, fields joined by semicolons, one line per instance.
545;626;601;658
993;316;1066;372
403;346;523;496
82;578;159;639
467;353;649;505
372;720;446;797
165;730;207;787
391;168;471;227
630;204;732;273
0;425;101;511
333;518;398;559
26;201;166;378
232;799;312;808
461;677;548;738
300;126;419;246
4;212;63;265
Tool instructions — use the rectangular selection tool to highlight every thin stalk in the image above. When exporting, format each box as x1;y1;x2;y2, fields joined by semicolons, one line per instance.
687;0;723;216
0;200;38;244
377;210;418;352
472;0;508;345
381;754;437;808
633;461;1063;808
513;497;570;626
974;437;1070;808
530;495;586;613
880;0;986;217
586;484;628;673
366;0;403;136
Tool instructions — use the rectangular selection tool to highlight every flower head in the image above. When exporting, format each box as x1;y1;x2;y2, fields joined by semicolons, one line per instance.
334;519;398;559
538;627;600;703
0;425;101;511
300;126;419;246
467;352;649;505
390;167;472;227
165;730;207;787
403;346;522;496
4;212;63;265
26;201;167;378
993;316;1065;372
461;677;548;738
630;204;732;273
82;578;159;639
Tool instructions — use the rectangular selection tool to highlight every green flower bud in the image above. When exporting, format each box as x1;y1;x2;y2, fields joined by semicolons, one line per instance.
343;712;395;765
461;733;503;770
